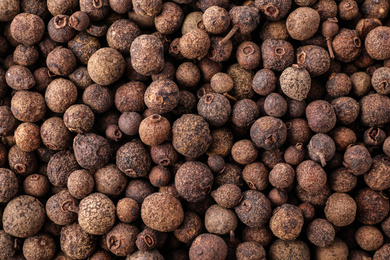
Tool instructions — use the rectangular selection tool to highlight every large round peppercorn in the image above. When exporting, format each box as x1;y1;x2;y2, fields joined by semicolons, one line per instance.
3;195;45;238
250;116;287;150
179;29;210;60
139;114;171;146
286;7;320;41
0;0;19;21
144;79;180;114
130;35;164;76
11;90;46;122
67;32;101;65
60;223;97;259
365;26;390;60
73;133;110;170
46;47;77;77
63;104;95;133
296;45;330;77
106;19;141;54
45;78;78;113
141;192;184;232
87;47;125;86
325;192;357;226
280;65;311;101
172;114;212;158
40;117;73;151
10;13;45;45
197;93;231;127
189;233;228;260
270;204;304;240
0;168;18;203
46;190;78;226
155;2;184;35
332;29;362;63
306;100;336;133
175;161;214;202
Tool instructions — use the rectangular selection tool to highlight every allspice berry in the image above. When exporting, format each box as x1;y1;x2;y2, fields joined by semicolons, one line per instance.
269;239;310;260
144;79;180;114
116;140;152;178
130;35;164;76
10;13;45;45
78;193;116;235
172;114;212;158
175;161;213;202
106;19;141;55
371;66;390;95
116;198;139;223
355;188;390;225
269;163;295;189
270;204;304;240
242;162;269;191
296;160;327;194
14;122;41;152
5;65;35;90
261;39;294;72
46;190;78;226
325;192;356;226
236;242;266;260
88;47;125;85
286;7;320;40
132;0;162;17
360;93;390;127
40;117;72;151
308;133;336;167
11;90;46;122
332;29;362;63
305;100;336;133
45;78;78;113
315;238;349;260
23;233;56;260
250;116;287;150
63;104;95;133
0;168;18;203
3;195;45;238
173;212;203;243
197;93;231;127
365;26;390;60
306;218;335;247
67;169;94;199
205;204;238;235
73;133;110;170
231;139;258;165
141;192;184;232
23;174;50;198
115;81;146;113
179;29;210;60
355;225;384;251
280;65;311;101
46;47;76;76
296;45;330;77
211;184;242;208
189;233;228;260
155;2;184;35
60;223;97;259
343;145;372;176
139;114;171;146
94;164;127;197
106;223;138;256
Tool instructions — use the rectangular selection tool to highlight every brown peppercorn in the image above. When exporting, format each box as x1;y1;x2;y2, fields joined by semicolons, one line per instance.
151;61;175;81
23;233;56;260
297;45;330;77
125;179;154;205
33;67;53;92
69;11;90;31
63;104;95;134
241;226;273;247
269;163;295;189
6;65;35;91
73;133;110;170
256;0;292;21
236;41;261;70
360;93;390;126
47;0;77;16
47;150;80;187
264;93;287;118
10;13;45;45
231;99;260;128
11;90;46;122
8;145;38;175
374;244;390;259
268;188;288;206
203;6;230;35
88;47;125;85
3;195;45;238
175;161;213;202
296;160;327;194
46;190;78;226
136;227;160;251
235;190;272;227
175;62;201;88
14;122;41;152
284;143;305;166
144;79;179;114
115;81;146;113
13;44;39;67
355;18;382;40
232;140;259;165
329;167;357;192
211;184;242;209
155;2;183;34
355;225;383;251
197;93;231;127
47;15;75;43
40;117;72;151
46;47;77;77
60;223;97;259
269;239;310;260
207;128;234;157
180;29;210;60
270;203;304;240
0;0;19;21
371;66;390;94
296;182;332;208
150;142;178;167
207;154;225;173
141;192;184;232
45;78;78;113
343;145;372;176
339;0;359;21
189;233;228;260
362;0;389;20
68;32;101;65
138;114;170;146
252;69;277;97
23;174;50;198
210;72;234;94
116;140;152;178
106;223;138;256
331;97;359;125
130;35;164;76
365;26;390;60
242;162;268;191
79;0;109;21
306;218;335;247
326;73;352;98
306;100;336;133
172;212;202;244
116;198;139;223
149;166;171;188
280;65;311;101
94;164;127;197
106;19;141;55
261;39;294;72
299;202;315;221
198;57;223;82
286;7;320;40
67;169;94;199
0;168;18;203
260;20;289;41
364;155;390;191
308;133;336;167
250;116;287;150
315;238;349;260
325;192;356;226
332;29;362;63
132;0;162;17
181;11;203;35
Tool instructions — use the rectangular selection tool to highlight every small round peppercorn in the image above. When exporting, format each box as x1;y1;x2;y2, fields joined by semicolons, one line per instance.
179;29;211;60
284;143;305;166
280;65;311;101
175;62;201;88
14;122;41;152
116;198;139;223
264;93;288;118
149;166;171;188
270;203;304;240
0;0;19;21
210;72;234;94
332;28;362;63
69;67;93;90
242;162;268;191
60;223;97;259
261;39;294;72
115;81;146;113
23;233;56;260
13;44;39;67
11;90;46;122
0;168;18;203
40;117;72;151
307;218;335;247
306;100;336;133
150;142;179;167
132;0;162;17
286;7;320;41
250;116;287;150
325;192;357;226
269;163;295;189
8;145;38;176
48;15;75;43
260;20;289;41
297;45;330;77
207;154;225;173
155;2;184;34
67;32;101;65
106;19;140;55
106;223;138;257
67;169;94;199
63;104;95;134
69;11;90;31
139;114;171;146
255;0;292;21
116;140;152;178
355;225;384;251
365;26;390;60
197;93;231;127
130;35;164;76
46;190;78;226
45;78;78;113
189;233;228;260
296;160;327;194
329;167;357;192
23;174;50;198
46;47;77;77
144;79;180;114
5;65;35;90
343;145;372;176
231;140;259;165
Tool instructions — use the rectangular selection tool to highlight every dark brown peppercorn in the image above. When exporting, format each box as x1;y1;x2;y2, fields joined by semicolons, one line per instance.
8;145;38;175
13;44;39;67
155;2;184;35
118;112;142;136
332;29;362;63
47;150;80;187
175;161;213;202
106;19;141;55
94;164;127;197
68;32;101;65
116;198;139;223
268;188;288;206
330;127;356;151
299;202;315;221
260;20;289;41
180;29;210;60
242;162;268;191
326;73;352;98
235;190;272;228
135;227;158;251
198;57;223;82
40;117;72;151
252;69;276;96
149;166;171;187
11;90;46;122
211;184;242;209
296;160;327;194
363;127;386;147
125;179;154;205
360;93;390;126
6;65;35;91
3;195;45;238
116;140;152;178
264;93;287;118
73;133;110;170
261;39;294;72
297;45;330;77
284;143;305;166
371;66;390;94
63;104;95;134
67;169;94;199
60;223;97;259
231;140;258;165
144;79;179;114
205;204;238;235
138;114;170;146
197;0;229;12
46;47;77;77
329;167;357;192
130;35;164;76
23;174;50;198
207;154;225;173
355;225;383;252
133;0;162;17
363;155;390;191
69;11;90;31
306;100;336;133
286;7;320;40
33;67;53;92
175;62;200;88
46;190;78;226
48;15;75;43
106;223;138;256
325;192;356;226
14;122;41;152
88;47;125;85
237;41;262;71
331;96;360;125
343;145;372;176
203;6;230;34
307;218;335;247
23;233;57;260
47;0;78;16
250;116;287;150
10;13;45;45
270;204;304;240
210;73;234;94
189;233;228;260
308;133;336;167
232;99;260;128
0;168;18;203
339;0;359;21
79;0;109;21
0;0;19;21
269;163;295;189
356;188;390;225
46;78;78;113
115;81;146;113
150;142;179;166
198;93;231;127
365;26;390;60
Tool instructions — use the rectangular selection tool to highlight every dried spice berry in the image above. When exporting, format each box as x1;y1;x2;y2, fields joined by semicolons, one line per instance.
356;189;390;226
106;19;140;55
235;190;272;228
207;154;225;173
130;35;164;76
343;145;372;176
306;100;336;133
179;29;210;60
197;93;231;127
60;223;97;259
286;7;320;41
11;90;46;122
6;65;35;90
0;0;19;21
125;179;154;205
189;233;228;260
69;11;90;31
231;99;260;128
69;67;93;90
364;155;390;191
332;29;362;63
296;160;327;194
268;163;295;189
47;150;80;187
115;81;146;113
141;192;184;232
203;6;230;34
40;117;72;151
211;184;242;209
48;15;75;43
10;13;45;45
280;65;311;101
144;79;180;114
308;133;336;167
149;166;171;187
205;204;238;235
261;39;294;72
355;225;383;252
68;32;101;65
46;47;77;77
67;169;94;199
106;223;138;256
269;239;310;260
14;122;41;152
0;168;18;203
175;161;213;202
242;162;268;191
139;114;170;146
135;227;158;251
155;2;184;35
88;47;125;85
73;133;110;170
315;238;349;260
326;73;352;98
331;97;359;125
250;116;287;150
116;198;139;223
371;66;390;95
210;72;234;94
339;0;359;21
264;93;287;118
360;93;390;126
325;192;356;226
23;234;56;260
79;0;109;21
365;26;390;60
172;114;212;158
116;140;152;178
94;164;127;197
46;190;78;226
63;104;95;134
329;167;357;192
284;143;305;166
181;11;203;35
3;195;45;238
8;145;38;175
23;174;50;198
132;0;162;17
296;45;330;77
306;218;335;247
175;62;200;88
270;203;304;240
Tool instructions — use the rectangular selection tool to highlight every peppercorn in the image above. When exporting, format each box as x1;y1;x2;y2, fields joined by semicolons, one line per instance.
68;32;101;65
325;192;357;226
144;79;180;114
264;93;287;118
250;116;287;150
175;62;201;88
11;90;46;122
280;65;311;101
10;13;45;45
261;39;294;72
286;7;320;41
189;233;228;260
60;223;97;259
269;239;310;260
8;145;38;175
23;174;50;198
155;2;184;35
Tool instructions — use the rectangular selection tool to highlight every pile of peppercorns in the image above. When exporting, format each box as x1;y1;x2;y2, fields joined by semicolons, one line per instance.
1;0;390;259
